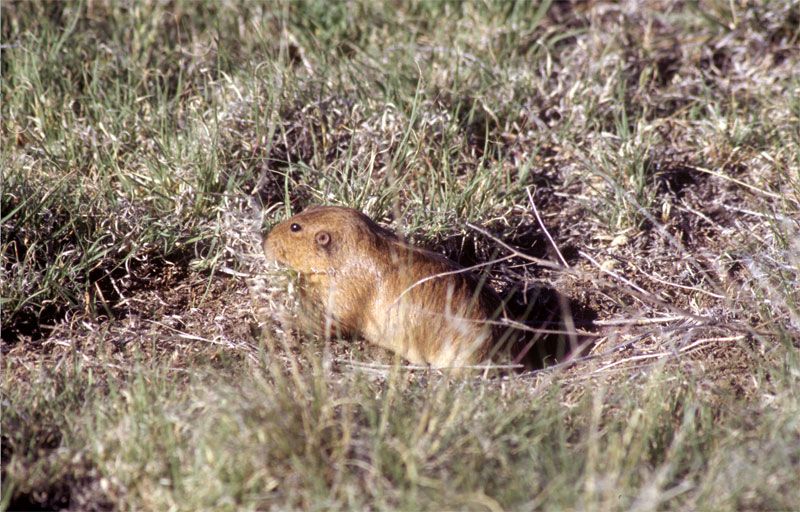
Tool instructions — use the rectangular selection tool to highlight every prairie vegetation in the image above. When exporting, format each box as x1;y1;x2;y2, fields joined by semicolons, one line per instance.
2;0;799;510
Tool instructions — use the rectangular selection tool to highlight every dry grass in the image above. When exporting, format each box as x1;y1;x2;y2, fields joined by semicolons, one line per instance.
3;0;799;510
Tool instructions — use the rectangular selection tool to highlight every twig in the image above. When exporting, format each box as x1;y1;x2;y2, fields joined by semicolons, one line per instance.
581;250;651;298
594;315;694;326
388;254;515;310
527;186;569;268
511;322;718;380
217;265;251;278
628;260;727;300
690;165;798;204
145;320;260;363
590;334;746;374
335;358;524;371
679;334;745;353
580;251;714;323
466;223;565;270
492;317;605;337
593;352;671;373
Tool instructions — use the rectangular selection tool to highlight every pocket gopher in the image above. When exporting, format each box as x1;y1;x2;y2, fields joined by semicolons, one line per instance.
262;205;501;367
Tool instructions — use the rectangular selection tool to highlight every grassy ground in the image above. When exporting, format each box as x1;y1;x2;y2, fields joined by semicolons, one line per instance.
2;0;799;510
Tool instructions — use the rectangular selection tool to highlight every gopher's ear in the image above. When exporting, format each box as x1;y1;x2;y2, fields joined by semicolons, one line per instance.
315;230;331;247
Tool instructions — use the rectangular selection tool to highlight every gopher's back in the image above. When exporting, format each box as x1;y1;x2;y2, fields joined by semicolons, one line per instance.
361;239;499;366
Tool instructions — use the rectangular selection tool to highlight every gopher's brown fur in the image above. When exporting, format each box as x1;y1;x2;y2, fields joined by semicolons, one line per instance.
262;206;501;366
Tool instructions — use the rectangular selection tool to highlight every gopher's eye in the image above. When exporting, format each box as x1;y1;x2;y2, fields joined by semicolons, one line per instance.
290;223;302;232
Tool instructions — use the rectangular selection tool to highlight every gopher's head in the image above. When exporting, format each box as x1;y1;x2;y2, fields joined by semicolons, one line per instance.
262;206;390;275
